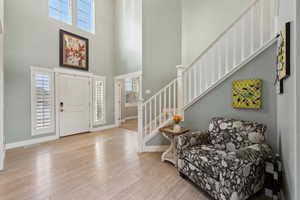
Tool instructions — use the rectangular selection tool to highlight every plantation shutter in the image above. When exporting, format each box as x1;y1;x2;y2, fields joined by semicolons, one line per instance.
31;68;55;135
49;0;72;24
94;77;106;125
77;0;94;33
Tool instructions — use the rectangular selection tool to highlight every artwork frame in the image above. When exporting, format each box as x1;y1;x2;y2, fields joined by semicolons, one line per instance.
60;30;89;71
232;79;262;109
277;22;290;80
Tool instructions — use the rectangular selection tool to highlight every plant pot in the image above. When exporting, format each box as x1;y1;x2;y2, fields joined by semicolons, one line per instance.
173;124;181;132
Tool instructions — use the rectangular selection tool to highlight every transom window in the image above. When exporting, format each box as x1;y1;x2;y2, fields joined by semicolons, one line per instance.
49;0;95;33
77;0;95;33
49;0;72;25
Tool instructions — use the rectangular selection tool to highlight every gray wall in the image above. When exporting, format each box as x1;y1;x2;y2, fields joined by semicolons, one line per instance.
115;0;141;75
0;0;4;164
125;106;137;118
4;0;116;143
276;0;298;199
142;0;182;146
183;44;278;150
297;1;300;198
142;0;182;99
182;0;252;65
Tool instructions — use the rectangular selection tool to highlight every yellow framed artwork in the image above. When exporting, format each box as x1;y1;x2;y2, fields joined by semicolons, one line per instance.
232;79;262;109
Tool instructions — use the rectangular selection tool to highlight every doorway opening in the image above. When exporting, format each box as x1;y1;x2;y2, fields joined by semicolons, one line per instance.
115;72;142;133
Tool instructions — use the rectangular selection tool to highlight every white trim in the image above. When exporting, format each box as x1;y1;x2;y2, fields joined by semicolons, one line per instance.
5;135;59;150
125;103;138;107
0;149;4;170
124;116;138;121
114;71;142;80
90;124;118;132
31;66;55;136
54;67;93;77
143;145;169;152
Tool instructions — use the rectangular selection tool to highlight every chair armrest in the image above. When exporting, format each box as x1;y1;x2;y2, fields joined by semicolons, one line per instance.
175;131;210;154
219;143;273;187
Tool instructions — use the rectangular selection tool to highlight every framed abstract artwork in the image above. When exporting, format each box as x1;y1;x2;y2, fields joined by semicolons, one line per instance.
277;22;290;80
232;79;262;109
60;30;89;71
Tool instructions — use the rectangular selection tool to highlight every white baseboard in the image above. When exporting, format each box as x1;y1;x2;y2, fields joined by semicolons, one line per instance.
143;145;169;152
5;124;119;150
125;116;138;120
5;135;59;150
90;124;118;132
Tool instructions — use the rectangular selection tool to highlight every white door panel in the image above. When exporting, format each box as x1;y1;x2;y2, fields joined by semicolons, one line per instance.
59;74;90;137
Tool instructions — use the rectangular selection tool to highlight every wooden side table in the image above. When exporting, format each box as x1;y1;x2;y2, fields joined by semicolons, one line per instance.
159;126;189;166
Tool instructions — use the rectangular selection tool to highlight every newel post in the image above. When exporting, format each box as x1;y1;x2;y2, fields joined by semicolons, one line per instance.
176;65;185;118
137;97;144;153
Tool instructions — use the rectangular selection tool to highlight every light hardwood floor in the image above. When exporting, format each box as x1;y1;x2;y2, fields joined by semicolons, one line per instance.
0;128;264;200
120;119;138;132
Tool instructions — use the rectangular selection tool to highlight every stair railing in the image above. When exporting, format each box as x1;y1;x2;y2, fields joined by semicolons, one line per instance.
140;79;178;141
139;0;279;149
182;0;278;108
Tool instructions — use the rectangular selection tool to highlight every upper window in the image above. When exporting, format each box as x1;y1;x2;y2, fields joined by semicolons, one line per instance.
49;0;72;25
31;67;55;136
77;0;95;33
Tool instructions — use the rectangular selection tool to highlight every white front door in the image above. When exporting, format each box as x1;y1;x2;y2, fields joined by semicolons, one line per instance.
58;74;90;137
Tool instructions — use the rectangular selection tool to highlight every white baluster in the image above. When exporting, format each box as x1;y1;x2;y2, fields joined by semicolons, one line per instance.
138;99;144;152
225;34;229;73
241;18;245;60
233;27;237;67
173;81;176;115
164;88;167;121
188;70;192;103
218;42;222;79
250;6;254;53
154;95;157;129
260;0;264;47
159;93;162;125
149;100;152;133
269;0;275;40
168;86;171;119
193;66;197;99
144;103;147;132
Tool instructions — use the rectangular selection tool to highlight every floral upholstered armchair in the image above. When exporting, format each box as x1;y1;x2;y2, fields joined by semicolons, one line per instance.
176;117;273;200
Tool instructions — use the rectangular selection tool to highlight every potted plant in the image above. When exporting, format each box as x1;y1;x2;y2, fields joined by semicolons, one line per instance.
173;115;183;132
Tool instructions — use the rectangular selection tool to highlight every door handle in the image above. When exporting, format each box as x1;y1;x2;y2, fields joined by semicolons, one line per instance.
60;108;64;112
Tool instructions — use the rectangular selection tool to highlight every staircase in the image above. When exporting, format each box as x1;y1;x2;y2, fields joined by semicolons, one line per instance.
138;0;278;151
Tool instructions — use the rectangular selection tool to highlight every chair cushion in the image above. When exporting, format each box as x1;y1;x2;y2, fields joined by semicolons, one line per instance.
208;117;266;150
181;145;225;180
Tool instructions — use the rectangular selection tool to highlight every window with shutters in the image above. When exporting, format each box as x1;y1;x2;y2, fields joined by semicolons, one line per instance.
31;67;55;136
49;0;72;25
77;0;95;33
93;76;106;125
